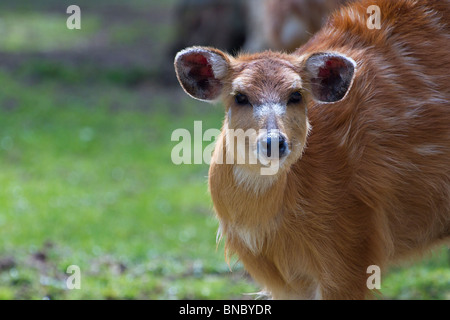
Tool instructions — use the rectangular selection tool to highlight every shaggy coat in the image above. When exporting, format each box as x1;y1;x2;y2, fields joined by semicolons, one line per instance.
175;0;450;299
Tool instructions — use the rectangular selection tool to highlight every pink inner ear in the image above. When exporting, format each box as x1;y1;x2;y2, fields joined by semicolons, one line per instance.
184;53;215;79
185;53;208;66
318;57;347;78
309;54;354;102
318;65;331;78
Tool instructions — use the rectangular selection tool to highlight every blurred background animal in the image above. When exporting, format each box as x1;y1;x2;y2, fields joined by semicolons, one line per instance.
171;0;350;55
244;0;350;52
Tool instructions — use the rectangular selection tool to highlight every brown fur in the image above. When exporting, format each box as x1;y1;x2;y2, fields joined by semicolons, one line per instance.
176;0;450;299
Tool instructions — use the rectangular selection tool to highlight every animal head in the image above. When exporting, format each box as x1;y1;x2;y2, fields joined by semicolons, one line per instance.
174;47;356;176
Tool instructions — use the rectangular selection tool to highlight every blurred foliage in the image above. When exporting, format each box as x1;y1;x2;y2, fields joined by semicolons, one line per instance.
0;0;447;300
0;12;99;52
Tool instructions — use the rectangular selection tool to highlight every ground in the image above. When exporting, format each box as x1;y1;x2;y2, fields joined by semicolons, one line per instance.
0;0;448;300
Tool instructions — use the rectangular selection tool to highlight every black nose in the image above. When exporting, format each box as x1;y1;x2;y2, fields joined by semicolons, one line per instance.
266;135;288;158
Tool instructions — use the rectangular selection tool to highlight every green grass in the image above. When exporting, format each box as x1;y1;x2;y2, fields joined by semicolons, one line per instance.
381;248;450;300
0;0;447;300
0;70;258;299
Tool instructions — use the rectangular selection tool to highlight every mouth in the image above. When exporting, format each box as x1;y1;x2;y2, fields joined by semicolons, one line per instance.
231;137;293;176
257;146;290;163
225;128;294;175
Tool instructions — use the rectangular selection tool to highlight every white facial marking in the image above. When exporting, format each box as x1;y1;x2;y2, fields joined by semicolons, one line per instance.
254;103;286;119
232;165;279;195
231;77;246;95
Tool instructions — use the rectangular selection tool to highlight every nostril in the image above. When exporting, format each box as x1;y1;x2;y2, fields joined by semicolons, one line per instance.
279;137;287;156
278;136;288;157
266;136;272;157
264;135;288;158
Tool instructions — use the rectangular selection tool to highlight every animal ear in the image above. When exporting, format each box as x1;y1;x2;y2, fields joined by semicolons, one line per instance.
304;52;356;103
174;47;230;102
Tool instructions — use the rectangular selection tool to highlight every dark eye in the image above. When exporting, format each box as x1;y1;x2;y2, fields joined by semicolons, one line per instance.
235;93;250;106
288;91;303;104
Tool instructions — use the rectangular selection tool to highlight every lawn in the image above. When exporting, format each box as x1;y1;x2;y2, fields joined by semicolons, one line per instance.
0;62;259;300
0;0;448;300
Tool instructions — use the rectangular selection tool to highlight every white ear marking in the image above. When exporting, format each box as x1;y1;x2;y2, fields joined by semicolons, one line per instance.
210;55;228;79
174;47;230;102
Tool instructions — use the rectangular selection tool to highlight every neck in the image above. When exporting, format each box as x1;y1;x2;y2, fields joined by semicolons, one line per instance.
209;132;295;251
232;165;283;195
